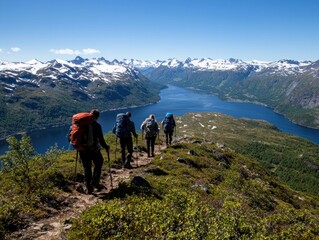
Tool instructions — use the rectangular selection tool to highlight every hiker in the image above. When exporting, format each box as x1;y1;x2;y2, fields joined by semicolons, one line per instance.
162;112;176;146
141;114;159;157
113;112;138;169
75;109;110;194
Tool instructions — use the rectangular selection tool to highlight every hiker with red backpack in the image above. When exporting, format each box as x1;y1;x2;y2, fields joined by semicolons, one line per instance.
162;112;176;147
69;109;110;194
113;112;138;169
141;114;159;158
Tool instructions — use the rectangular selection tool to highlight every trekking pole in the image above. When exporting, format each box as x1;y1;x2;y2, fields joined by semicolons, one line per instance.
115;136;117;161
135;136;138;164
175;126;177;138
158;132;161;152
135;147;139;167
74;151;79;177
106;149;113;189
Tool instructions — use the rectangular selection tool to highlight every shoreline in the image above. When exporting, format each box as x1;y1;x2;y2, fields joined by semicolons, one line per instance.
0;100;161;142
185;86;319;130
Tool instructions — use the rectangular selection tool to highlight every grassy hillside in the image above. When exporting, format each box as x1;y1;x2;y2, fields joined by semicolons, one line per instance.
176;113;319;196
68;139;319;239
0;77;162;139
1;113;319;239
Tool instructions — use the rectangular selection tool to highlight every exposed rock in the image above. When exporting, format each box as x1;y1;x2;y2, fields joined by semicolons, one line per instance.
131;176;153;189
191;184;210;193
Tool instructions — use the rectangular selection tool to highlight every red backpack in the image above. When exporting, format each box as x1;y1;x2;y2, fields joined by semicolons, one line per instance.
69;112;95;151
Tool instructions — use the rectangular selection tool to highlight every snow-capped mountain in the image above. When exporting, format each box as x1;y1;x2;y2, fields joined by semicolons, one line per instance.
122;57;319;129
120;57;315;76
0;57;161;138
0;57;141;88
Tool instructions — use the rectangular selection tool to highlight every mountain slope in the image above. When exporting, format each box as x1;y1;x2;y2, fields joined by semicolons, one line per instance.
0;57;162;138
66;123;319;239
177;112;319;196
132;58;319;128
1;113;319;239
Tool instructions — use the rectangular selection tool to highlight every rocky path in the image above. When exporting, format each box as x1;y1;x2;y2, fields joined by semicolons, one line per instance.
10;143;167;240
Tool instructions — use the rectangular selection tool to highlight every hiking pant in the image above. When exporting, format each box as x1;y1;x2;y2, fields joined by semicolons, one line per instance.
119;137;133;164
80;149;104;188
164;130;174;145
145;136;156;156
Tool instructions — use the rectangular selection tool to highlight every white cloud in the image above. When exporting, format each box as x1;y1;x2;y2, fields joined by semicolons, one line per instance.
0;48;2;53
11;47;21;53
82;48;101;54
50;48;81;55
50;48;100;55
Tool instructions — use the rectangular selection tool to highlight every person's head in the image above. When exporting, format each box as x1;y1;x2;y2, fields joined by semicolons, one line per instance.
149;114;155;120
126;112;132;118
90;109;100;120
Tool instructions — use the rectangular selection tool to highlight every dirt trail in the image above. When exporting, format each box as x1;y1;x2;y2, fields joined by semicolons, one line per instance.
11;143;167;240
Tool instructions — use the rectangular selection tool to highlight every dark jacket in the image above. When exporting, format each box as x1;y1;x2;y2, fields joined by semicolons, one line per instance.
92;120;109;150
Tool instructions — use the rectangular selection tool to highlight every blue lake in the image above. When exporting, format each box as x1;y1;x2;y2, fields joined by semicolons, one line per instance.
1;85;319;155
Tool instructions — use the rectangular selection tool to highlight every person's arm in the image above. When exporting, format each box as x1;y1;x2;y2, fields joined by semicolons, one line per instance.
140;120;146;132
96;123;109;151
130;121;138;138
112;125;116;134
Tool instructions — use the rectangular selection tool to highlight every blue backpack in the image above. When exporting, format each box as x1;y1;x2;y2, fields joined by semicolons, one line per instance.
115;113;130;138
163;113;174;131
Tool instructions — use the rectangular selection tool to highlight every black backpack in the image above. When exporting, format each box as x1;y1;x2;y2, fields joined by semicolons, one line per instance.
115;113;130;138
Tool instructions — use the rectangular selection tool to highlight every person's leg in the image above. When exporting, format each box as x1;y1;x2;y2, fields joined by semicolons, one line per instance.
151;136;156;157
127;137;133;163
119;137;126;165
169;131;173;145
79;151;93;193
146;137;151;157
92;150;104;187
164;131;169;145
124;138;133;169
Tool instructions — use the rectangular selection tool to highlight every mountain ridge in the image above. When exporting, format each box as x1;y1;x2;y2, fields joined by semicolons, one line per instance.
125;57;319;129
0;57;162;138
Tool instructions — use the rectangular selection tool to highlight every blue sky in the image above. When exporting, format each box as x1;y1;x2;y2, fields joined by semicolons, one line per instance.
1;0;318;62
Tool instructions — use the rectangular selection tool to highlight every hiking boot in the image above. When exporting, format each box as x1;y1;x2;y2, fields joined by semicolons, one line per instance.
92;183;105;191
151;153;155;157
124;161;133;169
86;185;93;194
126;153;132;162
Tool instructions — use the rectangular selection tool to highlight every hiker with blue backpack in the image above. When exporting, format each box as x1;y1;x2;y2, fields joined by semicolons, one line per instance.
141;114;159;157
162;112;176;147
113;112;138;169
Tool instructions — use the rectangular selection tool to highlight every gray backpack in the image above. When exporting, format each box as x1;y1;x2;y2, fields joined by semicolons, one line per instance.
145;119;156;137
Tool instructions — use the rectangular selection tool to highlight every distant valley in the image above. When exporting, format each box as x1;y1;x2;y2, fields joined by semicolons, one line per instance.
125;58;319;129
1;56;319;139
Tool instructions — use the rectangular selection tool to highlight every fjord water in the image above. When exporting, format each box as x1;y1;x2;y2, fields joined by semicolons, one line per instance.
1;85;319;155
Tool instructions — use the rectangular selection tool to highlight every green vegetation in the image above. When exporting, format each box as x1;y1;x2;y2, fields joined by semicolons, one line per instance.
177;113;319;196
1;113;319;239
68;142;319;239
0;135;70;238
0;78;162;139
